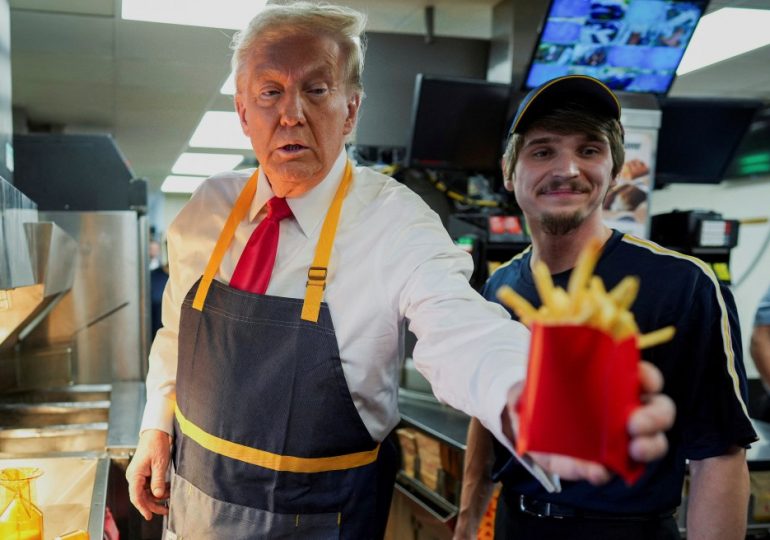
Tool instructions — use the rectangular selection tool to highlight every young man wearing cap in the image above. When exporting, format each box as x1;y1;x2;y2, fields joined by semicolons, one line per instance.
454;75;757;540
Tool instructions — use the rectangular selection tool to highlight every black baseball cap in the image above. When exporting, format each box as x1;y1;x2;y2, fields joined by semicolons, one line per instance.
509;75;621;136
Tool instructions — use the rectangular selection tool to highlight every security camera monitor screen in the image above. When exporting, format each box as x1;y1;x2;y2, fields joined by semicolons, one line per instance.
524;0;709;94
406;75;514;173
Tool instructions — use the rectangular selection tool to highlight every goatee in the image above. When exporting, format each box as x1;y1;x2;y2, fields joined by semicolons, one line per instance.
541;211;584;235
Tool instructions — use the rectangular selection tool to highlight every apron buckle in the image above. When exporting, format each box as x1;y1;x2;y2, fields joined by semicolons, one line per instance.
307;266;327;290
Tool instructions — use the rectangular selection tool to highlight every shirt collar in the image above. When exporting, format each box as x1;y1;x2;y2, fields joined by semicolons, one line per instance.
249;149;348;238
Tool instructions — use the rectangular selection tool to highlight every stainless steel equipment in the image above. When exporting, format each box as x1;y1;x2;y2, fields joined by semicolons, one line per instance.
1;135;150;539
22;211;148;383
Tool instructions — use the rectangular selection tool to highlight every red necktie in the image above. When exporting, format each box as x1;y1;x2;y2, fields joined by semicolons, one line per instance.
230;196;293;294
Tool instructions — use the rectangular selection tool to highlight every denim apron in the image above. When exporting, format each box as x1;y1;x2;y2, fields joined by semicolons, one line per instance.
166;162;397;539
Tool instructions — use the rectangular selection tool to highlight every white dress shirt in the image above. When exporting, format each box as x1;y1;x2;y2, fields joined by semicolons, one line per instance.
142;149;555;489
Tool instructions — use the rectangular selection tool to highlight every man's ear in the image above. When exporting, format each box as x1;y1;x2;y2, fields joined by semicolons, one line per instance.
501;157;514;192
234;93;249;136
343;92;362;135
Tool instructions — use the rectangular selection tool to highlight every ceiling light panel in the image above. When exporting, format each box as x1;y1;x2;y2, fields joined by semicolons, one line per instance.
172;153;245;176
221;73;236;95
189;111;251;150
122;0;267;30
161;175;207;194
678;8;770;75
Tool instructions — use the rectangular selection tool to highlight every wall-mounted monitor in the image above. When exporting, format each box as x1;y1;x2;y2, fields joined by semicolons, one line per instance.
655;97;762;186
523;0;709;94
406;75;514;173
725;107;770;179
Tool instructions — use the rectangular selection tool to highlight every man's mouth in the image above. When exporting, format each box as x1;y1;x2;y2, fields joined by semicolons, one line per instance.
538;180;589;196
280;144;307;153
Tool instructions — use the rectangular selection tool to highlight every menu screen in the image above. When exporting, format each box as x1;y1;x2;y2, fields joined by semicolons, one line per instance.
524;0;708;94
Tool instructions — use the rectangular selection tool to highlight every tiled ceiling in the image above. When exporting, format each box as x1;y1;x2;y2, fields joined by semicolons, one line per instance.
8;0;770;192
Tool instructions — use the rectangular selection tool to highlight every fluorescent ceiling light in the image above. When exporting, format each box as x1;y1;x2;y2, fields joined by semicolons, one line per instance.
122;0;267;29
189;111;251;150
678;8;770;75
172;153;245;176
161;175;207;194
221;73;236;95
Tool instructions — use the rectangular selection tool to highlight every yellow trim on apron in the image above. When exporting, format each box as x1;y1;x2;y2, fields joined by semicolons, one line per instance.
175;405;380;472
192;161;354;323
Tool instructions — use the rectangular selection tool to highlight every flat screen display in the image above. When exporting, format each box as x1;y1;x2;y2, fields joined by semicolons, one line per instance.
725;107;770;178
524;0;709;94
655;97;762;186
406;75;514;173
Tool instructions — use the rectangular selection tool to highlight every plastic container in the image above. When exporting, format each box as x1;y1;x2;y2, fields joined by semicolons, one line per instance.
0;467;44;540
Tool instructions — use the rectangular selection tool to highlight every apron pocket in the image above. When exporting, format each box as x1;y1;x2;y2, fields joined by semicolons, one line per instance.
168;472;341;539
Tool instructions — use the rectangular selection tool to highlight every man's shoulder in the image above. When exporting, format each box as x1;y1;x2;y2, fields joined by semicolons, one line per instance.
169;170;252;234
351;165;438;221
195;169;253;202
613;233;714;281
483;248;531;299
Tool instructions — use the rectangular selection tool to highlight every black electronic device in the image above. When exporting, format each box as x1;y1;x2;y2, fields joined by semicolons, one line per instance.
405;75;515;174
650;210;739;250
449;213;530;291
13;133;142;211
726;106;770;178
650;209;739;283
523;0;709;94
654;97;762;187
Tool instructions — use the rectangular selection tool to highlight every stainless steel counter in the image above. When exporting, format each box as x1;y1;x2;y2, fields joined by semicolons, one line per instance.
0;453;109;540
106;381;145;459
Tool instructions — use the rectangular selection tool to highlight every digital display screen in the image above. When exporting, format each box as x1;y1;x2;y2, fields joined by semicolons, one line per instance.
655;97;761;185
406;75;514;173
524;0;708;94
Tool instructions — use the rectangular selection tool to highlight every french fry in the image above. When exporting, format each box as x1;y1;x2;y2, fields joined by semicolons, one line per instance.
496;241;675;348
497;286;538;326
567;237;603;299
609;276;640;310
638;326;675;349
611;310;639;341
533;260;556;311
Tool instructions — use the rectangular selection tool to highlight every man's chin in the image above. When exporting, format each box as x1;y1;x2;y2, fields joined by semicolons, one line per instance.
540;211;585;236
265;161;325;195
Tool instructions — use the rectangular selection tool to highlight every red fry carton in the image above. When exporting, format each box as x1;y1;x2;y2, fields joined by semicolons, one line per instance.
515;323;645;485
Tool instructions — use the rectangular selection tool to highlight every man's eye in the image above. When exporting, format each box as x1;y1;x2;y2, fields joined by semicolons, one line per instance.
532;149;550;158
308;87;328;95
260;89;280;98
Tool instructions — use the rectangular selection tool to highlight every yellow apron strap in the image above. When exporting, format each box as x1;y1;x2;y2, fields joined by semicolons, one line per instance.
193;161;353;318
192;169;259;311
301;160;354;322
175;405;379;473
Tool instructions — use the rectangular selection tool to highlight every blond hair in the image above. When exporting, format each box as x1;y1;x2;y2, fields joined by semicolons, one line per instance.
230;2;367;95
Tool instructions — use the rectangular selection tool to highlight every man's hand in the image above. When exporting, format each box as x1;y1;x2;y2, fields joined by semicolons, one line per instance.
126;429;172;520
505;360;675;484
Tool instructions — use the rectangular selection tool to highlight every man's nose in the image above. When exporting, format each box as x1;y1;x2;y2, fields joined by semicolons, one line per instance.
280;91;305;126
552;153;580;178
